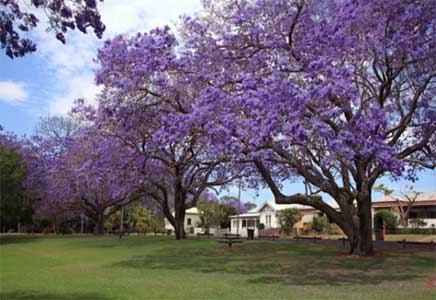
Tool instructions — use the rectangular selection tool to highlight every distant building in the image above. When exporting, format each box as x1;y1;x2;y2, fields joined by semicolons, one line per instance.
165;191;436;237
164;207;202;235
164;207;226;235
228;201;330;238
372;191;436;228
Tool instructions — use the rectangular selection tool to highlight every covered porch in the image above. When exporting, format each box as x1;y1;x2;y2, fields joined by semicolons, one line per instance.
229;213;260;238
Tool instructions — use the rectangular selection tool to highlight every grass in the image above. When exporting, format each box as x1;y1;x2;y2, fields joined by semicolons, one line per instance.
0;235;435;300
310;234;435;243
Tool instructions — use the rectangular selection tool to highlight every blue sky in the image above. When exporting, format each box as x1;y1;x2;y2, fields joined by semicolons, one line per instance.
0;0;434;205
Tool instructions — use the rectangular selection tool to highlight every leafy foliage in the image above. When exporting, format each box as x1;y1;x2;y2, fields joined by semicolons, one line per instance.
0;144;29;231
276;208;301;235
312;214;331;233
374;210;398;231
1;0;105;58
197;198;238;232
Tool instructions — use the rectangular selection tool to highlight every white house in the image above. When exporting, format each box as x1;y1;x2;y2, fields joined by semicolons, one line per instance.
165;191;436;238
164;207;203;235
229;201;329;238
164;207;228;235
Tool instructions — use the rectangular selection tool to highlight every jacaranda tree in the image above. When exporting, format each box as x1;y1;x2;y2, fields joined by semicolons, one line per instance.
93;27;242;239
178;0;435;255
1;0;105;58
36;127;145;234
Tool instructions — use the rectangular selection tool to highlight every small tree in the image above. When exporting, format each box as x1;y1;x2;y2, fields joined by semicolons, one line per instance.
197;199;219;234
214;203;237;228
312;214;331;234
375;184;421;228
127;205;152;235
276;208;301;235
374;210;398;232
149;215;165;235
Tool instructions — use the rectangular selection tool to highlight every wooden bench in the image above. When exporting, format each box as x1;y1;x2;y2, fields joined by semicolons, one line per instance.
294;236;322;242
218;237;243;247
197;232;214;238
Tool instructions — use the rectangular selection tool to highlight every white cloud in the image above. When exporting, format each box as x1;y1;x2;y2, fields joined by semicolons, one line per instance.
49;74;103;115
101;0;202;36
0;81;28;104
31;0;202;116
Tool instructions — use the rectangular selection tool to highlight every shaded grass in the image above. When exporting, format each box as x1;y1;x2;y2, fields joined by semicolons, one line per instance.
1;235;435;300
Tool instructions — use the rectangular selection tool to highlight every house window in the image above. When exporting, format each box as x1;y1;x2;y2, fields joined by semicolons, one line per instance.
266;215;271;227
233;220;238;229
187;218;192;225
242;220;247;228
409;206;436;219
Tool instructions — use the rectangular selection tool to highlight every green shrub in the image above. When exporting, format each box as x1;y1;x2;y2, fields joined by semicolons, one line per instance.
389;227;435;235
277;208;301;235
312;214;331;233
374;209;398;231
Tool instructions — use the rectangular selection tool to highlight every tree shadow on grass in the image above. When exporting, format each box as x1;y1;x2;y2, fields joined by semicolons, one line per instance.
0;290;113;300
0;235;41;246
110;241;433;287
78;235;171;249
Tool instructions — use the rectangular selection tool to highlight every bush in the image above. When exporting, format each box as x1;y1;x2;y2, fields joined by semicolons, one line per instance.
409;219;427;229
328;223;344;235
277;208;301;235
312;214;331;233
389;227;435;235
374;210;398;231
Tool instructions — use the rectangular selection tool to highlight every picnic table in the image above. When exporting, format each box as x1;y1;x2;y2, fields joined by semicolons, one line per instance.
218;233;243;247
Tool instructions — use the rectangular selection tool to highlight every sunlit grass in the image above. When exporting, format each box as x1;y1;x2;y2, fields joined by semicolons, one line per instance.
0;235;435;300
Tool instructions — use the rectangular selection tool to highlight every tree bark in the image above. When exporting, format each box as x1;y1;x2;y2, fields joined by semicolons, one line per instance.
94;211;105;235
357;192;374;255
172;173;187;240
174;193;186;240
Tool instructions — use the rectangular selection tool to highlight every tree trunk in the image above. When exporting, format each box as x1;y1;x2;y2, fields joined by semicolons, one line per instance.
357;192;374;255
173;175;187;240
119;208;124;239
174;204;186;240
340;221;361;255
53;215;58;234
80;213;84;234
94;211;105;235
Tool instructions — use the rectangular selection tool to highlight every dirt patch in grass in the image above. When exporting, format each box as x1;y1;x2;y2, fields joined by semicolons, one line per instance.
319;268;356;277
425;276;436;288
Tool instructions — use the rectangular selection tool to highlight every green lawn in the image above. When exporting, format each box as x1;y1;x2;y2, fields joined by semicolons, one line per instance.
0;235;435;300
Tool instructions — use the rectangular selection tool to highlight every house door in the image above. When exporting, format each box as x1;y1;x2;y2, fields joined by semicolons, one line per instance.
247;229;254;240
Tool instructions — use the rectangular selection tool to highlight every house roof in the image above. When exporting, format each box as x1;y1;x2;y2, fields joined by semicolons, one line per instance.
185;207;199;214
229;212;260;218
256;201;339;212
415;192;436;201
372;192;436;208
373;191;436;202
